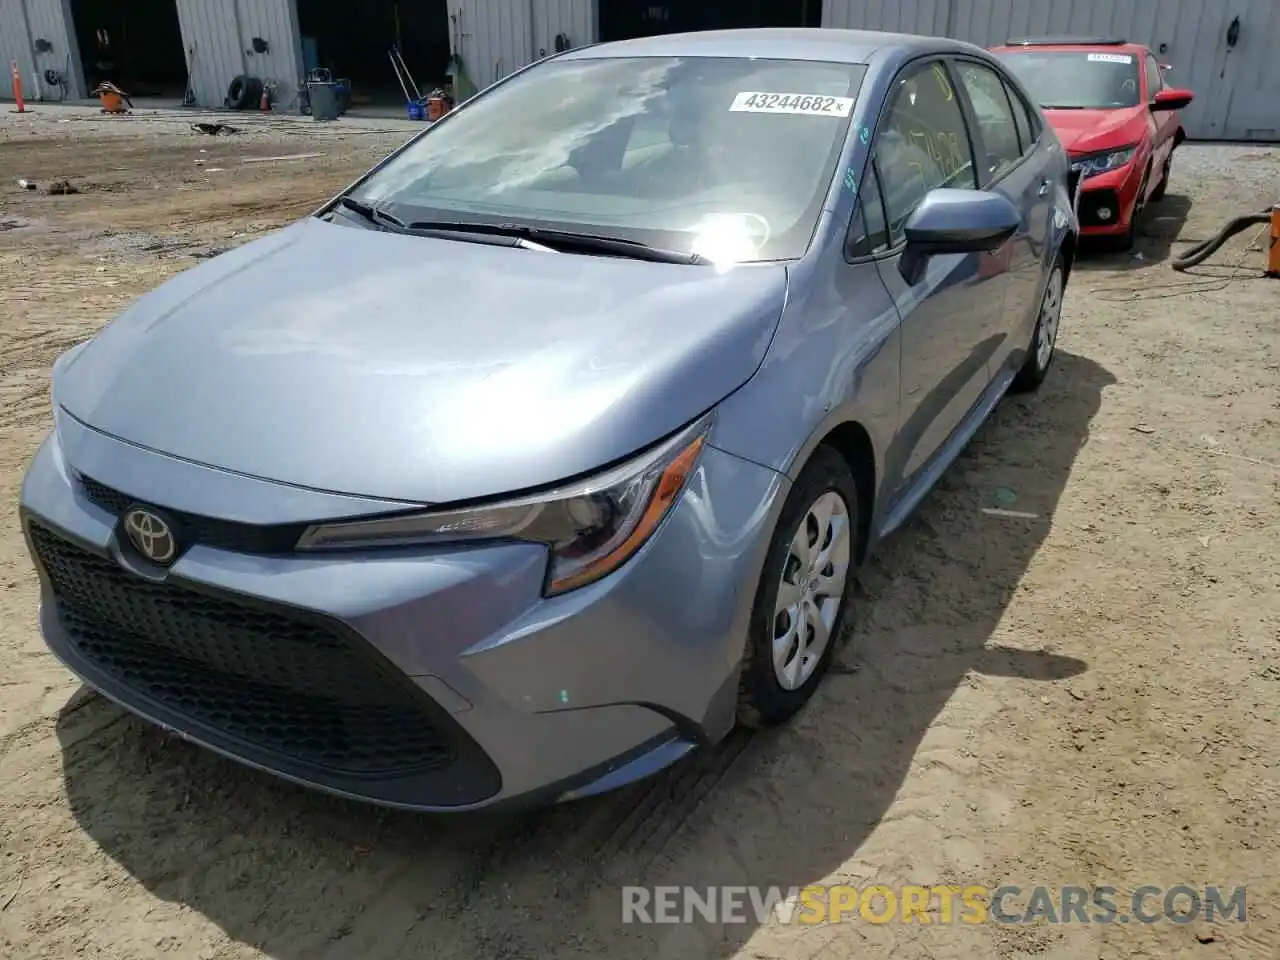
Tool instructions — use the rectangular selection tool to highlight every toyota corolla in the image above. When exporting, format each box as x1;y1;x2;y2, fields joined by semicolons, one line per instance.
21;28;1077;812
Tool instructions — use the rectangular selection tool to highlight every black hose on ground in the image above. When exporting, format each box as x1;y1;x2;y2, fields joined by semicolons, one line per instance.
1170;210;1270;271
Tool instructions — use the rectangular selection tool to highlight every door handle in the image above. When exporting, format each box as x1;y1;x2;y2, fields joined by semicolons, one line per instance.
1038;179;1051;197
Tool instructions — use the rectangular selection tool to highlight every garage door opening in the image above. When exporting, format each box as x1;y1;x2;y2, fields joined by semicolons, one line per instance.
599;0;817;43
71;0;187;97
297;0;451;106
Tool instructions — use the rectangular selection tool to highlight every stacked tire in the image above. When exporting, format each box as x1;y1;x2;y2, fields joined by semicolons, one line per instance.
224;75;263;110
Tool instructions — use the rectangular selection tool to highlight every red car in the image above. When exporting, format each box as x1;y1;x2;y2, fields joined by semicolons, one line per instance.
990;36;1194;249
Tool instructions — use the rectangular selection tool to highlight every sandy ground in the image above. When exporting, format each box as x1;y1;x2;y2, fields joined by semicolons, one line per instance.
0;105;1277;960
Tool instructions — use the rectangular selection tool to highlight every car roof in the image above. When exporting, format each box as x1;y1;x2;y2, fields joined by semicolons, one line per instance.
560;27;987;67
991;36;1150;56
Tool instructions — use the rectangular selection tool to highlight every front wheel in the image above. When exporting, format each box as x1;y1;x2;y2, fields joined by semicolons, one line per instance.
1110;167;1149;252
737;446;859;729
1011;257;1064;393
1150;153;1172;202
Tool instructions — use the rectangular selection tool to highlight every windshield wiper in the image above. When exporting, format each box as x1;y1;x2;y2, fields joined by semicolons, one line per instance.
334;199;555;251
335;196;407;230
1040;104;1088;110
404;219;706;265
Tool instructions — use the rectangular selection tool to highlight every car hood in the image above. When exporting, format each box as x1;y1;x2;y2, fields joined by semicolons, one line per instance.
1043;106;1147;154
56;217;788;504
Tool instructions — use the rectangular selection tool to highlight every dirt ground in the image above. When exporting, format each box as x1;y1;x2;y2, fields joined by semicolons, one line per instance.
0;106;1277;960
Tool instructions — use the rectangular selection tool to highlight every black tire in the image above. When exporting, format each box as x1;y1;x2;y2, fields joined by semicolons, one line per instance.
1150;154;1172;202
1011;255;1065;393
737;445;860;729
1112;219;1137;252
225;74;261;110
1110;166;1150;252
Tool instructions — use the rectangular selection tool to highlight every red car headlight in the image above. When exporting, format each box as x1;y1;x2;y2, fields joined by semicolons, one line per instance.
1070;145;1137;179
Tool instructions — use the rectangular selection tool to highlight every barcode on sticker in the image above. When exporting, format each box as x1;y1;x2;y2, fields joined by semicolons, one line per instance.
729;91;855;117
1087;53;1133;64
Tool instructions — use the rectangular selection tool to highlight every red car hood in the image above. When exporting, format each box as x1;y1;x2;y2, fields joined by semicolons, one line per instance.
1044;106;1148;154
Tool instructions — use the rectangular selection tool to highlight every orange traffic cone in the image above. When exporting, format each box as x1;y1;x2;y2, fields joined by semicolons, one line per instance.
10;60;26;113
259;86;270;111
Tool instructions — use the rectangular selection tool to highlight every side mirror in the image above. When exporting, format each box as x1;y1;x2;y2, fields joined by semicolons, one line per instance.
1151;88;1194;112
899;188;1021;285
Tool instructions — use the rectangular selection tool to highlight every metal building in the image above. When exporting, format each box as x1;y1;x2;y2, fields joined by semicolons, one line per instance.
0;0;84;101
448;0;595;90
171;0;596;111
1;0;1275;140
449;0;1277;141
176;0;302;111
822;0;1279;140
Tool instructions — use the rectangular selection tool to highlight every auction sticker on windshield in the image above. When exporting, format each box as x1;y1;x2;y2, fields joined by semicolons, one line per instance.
1087;53;1133;63
729;92;855;116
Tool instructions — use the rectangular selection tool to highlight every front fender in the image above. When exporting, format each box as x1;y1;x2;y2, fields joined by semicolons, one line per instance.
708;251;901;519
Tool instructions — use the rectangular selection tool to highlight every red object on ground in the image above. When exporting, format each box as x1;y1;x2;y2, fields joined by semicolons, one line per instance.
11;60;25;112
1267;205;1280;278
989;38;1194;245
260;86;270;111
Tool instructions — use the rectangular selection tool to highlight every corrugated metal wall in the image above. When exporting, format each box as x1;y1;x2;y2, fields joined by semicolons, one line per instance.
822;0;950;35
531;0;594;59
445;0;528;91
1197;0;1280;141
0;0;82;101
446;0;594;92
820;0;1270;139
176;0;302;109
168;0;592;110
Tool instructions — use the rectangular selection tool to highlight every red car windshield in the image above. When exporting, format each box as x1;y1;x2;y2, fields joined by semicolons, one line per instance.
995;50;1141;109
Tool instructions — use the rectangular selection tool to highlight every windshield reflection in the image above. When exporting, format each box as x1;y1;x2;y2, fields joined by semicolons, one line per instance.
350;56;868;263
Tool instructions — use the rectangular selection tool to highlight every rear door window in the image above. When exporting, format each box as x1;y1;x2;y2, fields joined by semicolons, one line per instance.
873;60;978;245
1004;79;1036;152
953;60;1023;182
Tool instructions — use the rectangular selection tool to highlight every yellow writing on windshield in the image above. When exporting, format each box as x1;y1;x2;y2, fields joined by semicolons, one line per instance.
932;63;954;102
905;127;967;182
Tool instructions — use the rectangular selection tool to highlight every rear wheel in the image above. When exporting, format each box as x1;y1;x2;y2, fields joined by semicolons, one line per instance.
737;446;858;729
1011;257;1064;393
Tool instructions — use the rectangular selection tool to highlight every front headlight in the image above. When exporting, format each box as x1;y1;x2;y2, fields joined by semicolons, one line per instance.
1070;145;1137;179
296;415;711;596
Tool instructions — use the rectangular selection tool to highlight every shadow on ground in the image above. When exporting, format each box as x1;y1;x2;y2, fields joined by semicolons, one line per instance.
1073;193;1192;270
57;351;1112;959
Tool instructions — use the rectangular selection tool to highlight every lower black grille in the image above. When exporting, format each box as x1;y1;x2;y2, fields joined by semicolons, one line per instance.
1078;188;1122;228
29;521;455;778
79;474;306;554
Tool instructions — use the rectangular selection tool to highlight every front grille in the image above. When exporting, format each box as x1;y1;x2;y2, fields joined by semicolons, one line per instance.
29;521;455;777
79;475;307;554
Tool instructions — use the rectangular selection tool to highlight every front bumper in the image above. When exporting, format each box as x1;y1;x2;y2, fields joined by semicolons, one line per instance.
20;416;788;811
1071;162;1143;235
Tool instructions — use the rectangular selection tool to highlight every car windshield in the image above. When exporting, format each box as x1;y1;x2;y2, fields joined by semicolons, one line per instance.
996;50;1141;109
347;56;868;263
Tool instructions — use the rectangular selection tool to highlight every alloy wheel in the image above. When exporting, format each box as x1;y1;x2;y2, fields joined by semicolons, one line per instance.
772;490;851;691
1036;266;1064;371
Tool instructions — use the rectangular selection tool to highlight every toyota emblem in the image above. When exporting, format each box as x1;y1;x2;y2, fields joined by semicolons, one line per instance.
122;507;178;564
